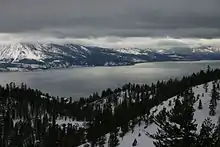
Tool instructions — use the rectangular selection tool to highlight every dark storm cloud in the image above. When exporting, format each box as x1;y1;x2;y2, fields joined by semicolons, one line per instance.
0;0;220;38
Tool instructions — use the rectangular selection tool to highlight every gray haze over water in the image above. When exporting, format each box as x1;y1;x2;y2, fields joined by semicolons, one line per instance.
0;61;220;100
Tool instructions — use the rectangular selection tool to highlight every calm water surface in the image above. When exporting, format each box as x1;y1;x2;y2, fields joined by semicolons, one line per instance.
0;60;220;99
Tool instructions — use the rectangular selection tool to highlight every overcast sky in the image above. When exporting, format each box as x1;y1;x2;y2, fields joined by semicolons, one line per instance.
0;0;220;47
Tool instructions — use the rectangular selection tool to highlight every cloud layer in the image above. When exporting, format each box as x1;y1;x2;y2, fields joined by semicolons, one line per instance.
1;0;220;38
0;33;220;49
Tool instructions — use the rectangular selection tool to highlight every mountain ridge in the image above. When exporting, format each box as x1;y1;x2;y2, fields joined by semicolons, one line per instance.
0;42;220;71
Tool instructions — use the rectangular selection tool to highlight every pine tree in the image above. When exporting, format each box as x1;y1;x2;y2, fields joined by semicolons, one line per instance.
209;83;218;116
209;99;216;116
217;83;220;90
168;100;172;106
108;132;119;147
149;90;197;147
212;83;219;101
132;138;137;147
197;118;215;147
198;99;203;110
120;122;129;138
97;135;106;147
87;125;98;147
203;82;208;93
207;65;211;73
213;116;220;146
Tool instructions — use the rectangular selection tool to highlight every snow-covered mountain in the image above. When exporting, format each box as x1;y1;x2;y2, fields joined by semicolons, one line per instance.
157;46;220;55
0;42;169;71
0;42;220;71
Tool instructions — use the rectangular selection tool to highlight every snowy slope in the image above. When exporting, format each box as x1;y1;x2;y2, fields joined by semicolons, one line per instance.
113;48;151;55
78;81;220;147
0;43;91;62
114;81;220;147
0;43;45;61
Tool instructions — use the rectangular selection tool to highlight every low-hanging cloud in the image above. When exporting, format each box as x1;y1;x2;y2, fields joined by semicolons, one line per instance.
0;33;220;49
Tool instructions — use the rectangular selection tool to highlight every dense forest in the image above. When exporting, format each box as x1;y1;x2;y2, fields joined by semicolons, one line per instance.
1;66;220;147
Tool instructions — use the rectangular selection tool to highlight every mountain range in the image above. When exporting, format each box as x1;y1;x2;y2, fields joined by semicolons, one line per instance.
0;42;220;71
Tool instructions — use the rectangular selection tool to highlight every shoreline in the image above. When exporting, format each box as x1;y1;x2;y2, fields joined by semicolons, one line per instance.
1;59;220;73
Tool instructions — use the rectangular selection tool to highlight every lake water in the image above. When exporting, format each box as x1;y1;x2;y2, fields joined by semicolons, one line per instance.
0;60;220;100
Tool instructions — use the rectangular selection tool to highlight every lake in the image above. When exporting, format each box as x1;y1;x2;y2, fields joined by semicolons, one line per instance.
0;60;220;99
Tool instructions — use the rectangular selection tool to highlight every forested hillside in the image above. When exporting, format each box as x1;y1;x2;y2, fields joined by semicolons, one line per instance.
111;79;220;147
1;66;220;147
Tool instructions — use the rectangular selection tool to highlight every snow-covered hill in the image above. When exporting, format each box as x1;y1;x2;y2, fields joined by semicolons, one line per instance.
78;81;220;147
0;42;220;71
113;81;220;147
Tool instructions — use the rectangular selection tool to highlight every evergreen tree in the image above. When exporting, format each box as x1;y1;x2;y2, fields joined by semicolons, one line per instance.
209;83;218;116
97;135;106;147
198;99;203;110
217;82;220;90
213;116;220;146
168;100;172;106
132;138;137;147
209;99;216;116
108;132;119;147
212;83;219;101
197;118;215;147
120;122;129;138
150;90;197;147
203;83;208;93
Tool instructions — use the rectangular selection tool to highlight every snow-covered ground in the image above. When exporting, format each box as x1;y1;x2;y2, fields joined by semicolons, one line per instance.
56;117;87;128
78;81;220;147
114;48;151;55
